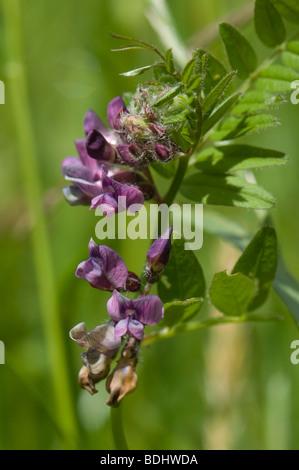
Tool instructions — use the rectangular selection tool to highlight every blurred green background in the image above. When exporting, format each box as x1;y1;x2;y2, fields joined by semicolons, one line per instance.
0;0;299;450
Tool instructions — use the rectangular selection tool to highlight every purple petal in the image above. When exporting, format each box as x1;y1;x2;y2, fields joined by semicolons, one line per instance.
133;295;164;326
86;129;116;162
71;178;103;199
62;186;90;206
75;261;87;280
128;318;144;340
88;241;128;288
90;193;118;217
116;145;138;166
146;226;173;272
155;143;171;160
114;317;129;339
84;258;114;290
101;172;144;212
61;164;94;182
107;96;128;130
111;170;141;185
84;109;108;135
75;139;98;173
107;290;132;322
61;156;82;168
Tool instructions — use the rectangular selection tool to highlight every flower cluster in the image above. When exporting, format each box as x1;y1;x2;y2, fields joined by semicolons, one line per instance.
61;94;180;216
69;227;173;406
61;90;177;405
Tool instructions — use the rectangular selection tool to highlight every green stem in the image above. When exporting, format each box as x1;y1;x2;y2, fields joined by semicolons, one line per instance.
2;0;78;448
142;314;283;347
164;155;190;206
110;406;129;450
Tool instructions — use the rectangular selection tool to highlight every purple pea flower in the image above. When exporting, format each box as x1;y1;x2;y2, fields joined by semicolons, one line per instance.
89;166;144;217
75;238;128;291
107;290;164;340
146;226;173;283
76;238;141;292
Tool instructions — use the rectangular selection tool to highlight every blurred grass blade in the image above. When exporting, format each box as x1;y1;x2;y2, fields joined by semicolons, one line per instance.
2;0;79;448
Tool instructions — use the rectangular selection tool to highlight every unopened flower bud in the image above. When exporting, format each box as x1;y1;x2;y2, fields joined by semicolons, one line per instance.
123;271;141;292
155;143;171;161
145;226;173;283
105;337;139;407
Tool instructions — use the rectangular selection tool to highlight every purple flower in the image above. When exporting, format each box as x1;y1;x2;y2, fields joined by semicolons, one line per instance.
76;238;141;292
61;138;105;203
146;226;173;283
76;238;128;291
107;290;164;340
90;166;144;217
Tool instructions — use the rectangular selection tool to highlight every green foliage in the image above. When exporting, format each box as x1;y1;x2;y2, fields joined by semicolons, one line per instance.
218;23;258;79
210;227;278;315
232;227;278;310
271;0;299;24
194;145;288;173
160;298;204;327
158;238;205;303
209;270;256;316
254;0;286;48
180;173;276;209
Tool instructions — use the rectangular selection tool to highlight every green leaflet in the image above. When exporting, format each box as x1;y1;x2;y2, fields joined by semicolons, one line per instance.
256;64;299;92
151;159;178;179
153;84;183;107
281;42;299;72
181;58;196;85
211;113;280;141
232;227;278;310
202;93;241;135
180;172;276;209
209;270;256;316
203;210;299;327
271;0;299;24
219;23;258;79
120;63;163;77
160;298;204;327
194;144;288;173
201;71;237;116
165;48;175;74
158;238;206;303
254;0;286;48
194;49;227;94
232;90;286;115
